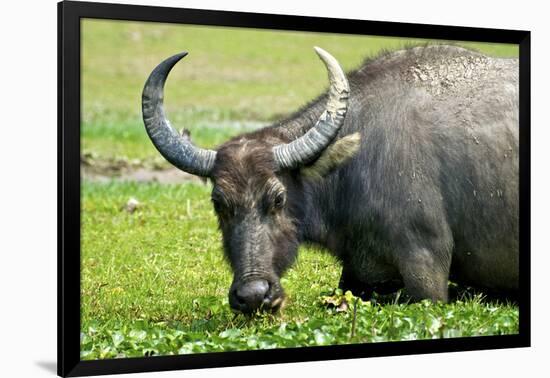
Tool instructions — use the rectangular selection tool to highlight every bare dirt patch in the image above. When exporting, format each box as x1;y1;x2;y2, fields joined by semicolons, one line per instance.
81;153;202;184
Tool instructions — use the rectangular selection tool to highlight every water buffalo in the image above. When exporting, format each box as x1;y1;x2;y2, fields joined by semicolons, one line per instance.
142;45;518;313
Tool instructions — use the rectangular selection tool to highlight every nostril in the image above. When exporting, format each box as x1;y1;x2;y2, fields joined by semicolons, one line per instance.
233;289;246;305
235;280;270;311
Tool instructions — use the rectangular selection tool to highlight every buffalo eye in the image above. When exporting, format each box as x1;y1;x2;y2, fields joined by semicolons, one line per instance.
271;192;286;212
211;187;230;215
211;196;226;214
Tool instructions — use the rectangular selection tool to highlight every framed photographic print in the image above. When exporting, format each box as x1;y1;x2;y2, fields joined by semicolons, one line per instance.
58;0;531;376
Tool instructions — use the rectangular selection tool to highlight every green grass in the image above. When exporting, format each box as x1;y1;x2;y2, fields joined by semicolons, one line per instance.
81;21;520;359
81;181;518;360
82;19;519;163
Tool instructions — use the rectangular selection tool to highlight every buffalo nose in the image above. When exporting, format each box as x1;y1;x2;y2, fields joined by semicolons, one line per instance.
234;279;269;312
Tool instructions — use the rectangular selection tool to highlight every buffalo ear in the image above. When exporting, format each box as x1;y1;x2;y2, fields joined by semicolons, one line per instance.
301;132;361;180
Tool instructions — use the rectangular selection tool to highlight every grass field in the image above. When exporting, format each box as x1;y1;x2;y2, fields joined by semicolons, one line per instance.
81;182;518;359
81;19;520;359
82;19;518;165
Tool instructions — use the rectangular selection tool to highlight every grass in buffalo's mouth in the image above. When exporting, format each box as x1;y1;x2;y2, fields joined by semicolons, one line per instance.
81;181;519;360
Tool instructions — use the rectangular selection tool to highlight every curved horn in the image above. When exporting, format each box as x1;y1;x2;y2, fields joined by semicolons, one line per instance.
142;52;217;177
273;47;350;170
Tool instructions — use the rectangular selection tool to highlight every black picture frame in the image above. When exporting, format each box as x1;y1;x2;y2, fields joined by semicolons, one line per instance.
58;1;531;376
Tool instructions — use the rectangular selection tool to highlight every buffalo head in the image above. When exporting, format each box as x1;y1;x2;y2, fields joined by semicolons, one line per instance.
142;48;359;313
